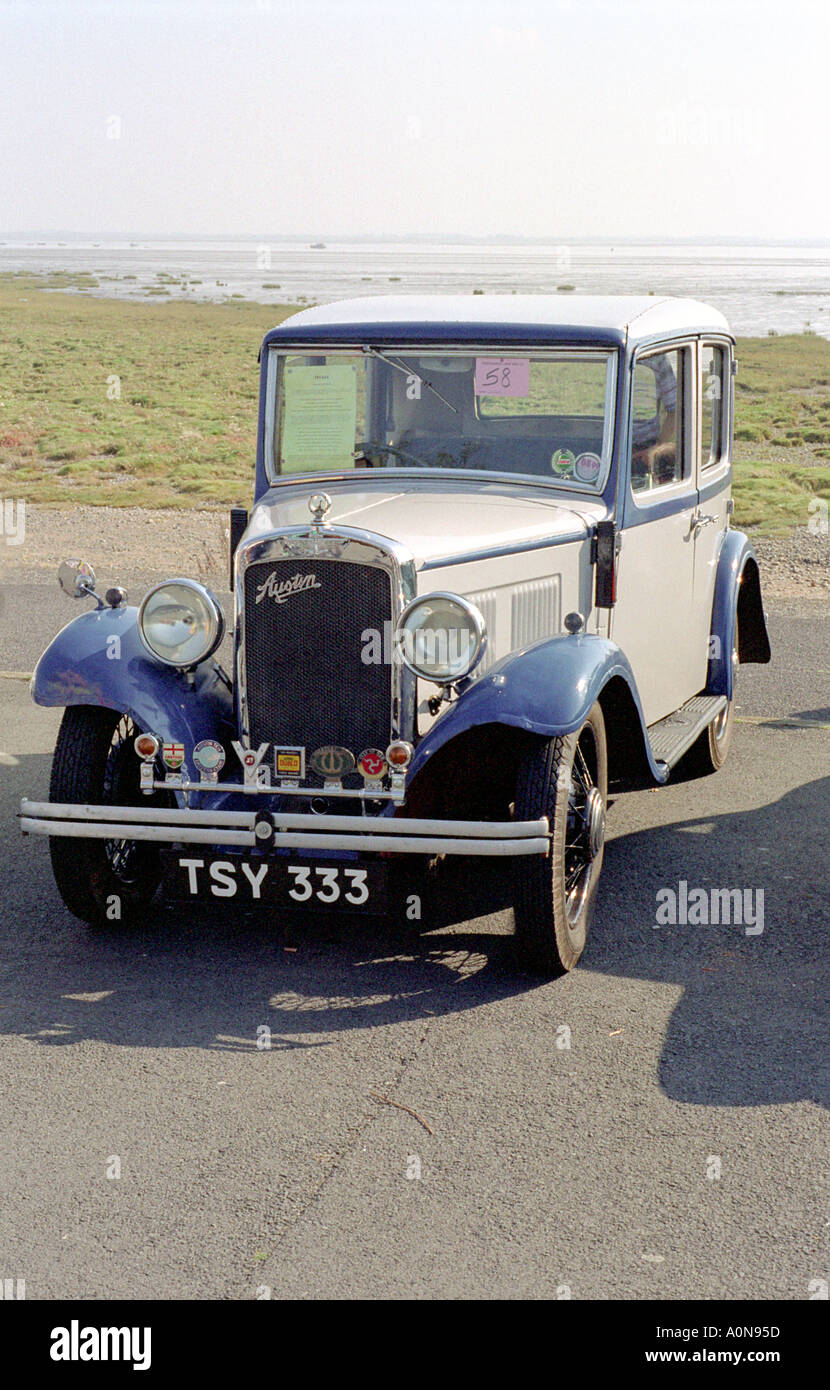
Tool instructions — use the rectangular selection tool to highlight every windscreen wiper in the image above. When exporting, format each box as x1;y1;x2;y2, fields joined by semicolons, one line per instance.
363;345;459;415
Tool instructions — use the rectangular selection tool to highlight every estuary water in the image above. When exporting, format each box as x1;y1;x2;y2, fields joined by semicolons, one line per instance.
2;236;830;338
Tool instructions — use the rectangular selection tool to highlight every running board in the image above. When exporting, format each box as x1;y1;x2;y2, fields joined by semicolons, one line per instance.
646;695;727;772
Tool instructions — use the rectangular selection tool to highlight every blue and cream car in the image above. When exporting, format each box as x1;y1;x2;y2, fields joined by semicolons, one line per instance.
21;296;771;976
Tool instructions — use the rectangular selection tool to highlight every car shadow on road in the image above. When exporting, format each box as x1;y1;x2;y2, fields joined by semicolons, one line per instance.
1;752;533;1054
589;774;829;1110
2;752;828;1111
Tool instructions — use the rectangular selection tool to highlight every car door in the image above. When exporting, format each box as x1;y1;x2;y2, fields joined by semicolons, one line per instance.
610;341;706;725
692;338;733;655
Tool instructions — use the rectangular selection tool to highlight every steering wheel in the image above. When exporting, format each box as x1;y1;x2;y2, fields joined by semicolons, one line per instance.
357;441;431;469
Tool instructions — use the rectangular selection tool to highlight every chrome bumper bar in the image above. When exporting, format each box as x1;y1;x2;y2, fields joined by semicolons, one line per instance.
19;799;550;857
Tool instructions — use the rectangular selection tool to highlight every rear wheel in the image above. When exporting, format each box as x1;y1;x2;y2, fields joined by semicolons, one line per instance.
512;703;608;976
690;697;735;773
679;617;739;777
49;706;168;927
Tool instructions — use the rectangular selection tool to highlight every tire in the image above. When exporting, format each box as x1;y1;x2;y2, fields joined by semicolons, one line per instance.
512;702;608;977
680;698;735;776
678;615;739;777
48;706;168;927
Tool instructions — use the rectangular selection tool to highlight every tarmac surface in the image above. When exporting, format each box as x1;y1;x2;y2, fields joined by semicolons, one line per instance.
0;574;827;1299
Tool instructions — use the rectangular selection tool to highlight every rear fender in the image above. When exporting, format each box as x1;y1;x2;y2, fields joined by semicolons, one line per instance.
706;531;771;698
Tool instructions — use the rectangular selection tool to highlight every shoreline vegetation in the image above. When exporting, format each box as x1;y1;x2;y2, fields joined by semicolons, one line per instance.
1;271;829;532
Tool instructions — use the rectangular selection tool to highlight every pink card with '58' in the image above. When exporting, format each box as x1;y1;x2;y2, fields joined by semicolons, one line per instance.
474;358;530;397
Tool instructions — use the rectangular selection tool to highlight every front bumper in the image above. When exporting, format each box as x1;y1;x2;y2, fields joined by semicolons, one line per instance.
19;799;550;857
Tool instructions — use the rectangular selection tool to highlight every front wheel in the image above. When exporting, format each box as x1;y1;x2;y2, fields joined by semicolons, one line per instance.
48;706;168;927
512;703;608;976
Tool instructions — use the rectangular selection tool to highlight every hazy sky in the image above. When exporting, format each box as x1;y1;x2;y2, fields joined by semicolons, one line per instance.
1;0;828;239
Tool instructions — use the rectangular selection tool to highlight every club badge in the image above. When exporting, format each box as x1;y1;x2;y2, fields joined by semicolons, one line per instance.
193;739;226;783
231;740;271;787
274;746;306;783
309;746;355;783
357;748;386;784
162;741;185;771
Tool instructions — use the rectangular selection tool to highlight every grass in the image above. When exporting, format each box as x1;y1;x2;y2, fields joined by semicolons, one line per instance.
0;273;295;507
1;271;829;530
734;335;830;445
731;335;830;532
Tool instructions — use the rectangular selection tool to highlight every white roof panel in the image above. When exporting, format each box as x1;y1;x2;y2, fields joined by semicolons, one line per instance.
269;294;731;343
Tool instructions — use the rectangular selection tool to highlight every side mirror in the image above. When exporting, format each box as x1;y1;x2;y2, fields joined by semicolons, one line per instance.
58;559;97;600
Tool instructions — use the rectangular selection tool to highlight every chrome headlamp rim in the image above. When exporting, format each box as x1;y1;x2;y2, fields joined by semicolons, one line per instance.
137;577;225;669
396;590;487;685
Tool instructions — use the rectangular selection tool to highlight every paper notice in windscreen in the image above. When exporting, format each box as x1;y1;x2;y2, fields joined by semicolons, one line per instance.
282;363;357;471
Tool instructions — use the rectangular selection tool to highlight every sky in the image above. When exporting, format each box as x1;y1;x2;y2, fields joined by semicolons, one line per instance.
0;0;828;240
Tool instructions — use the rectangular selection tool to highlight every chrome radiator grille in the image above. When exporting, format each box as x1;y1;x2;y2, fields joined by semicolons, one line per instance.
242;557;394;769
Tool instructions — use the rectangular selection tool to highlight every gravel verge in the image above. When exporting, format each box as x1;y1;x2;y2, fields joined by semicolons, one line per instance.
749;527;829;598
0;505;230;590
0;505;827;599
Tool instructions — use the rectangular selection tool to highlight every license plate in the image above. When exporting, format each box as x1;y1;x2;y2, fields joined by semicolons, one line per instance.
161;853;386;911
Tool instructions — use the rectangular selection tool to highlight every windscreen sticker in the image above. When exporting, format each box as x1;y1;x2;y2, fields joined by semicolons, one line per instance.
574;451;602;482
474;358;530;397
281;363;357;471
550;448;575;477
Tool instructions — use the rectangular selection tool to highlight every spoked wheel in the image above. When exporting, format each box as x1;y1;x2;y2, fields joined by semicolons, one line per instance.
48;706;170;927
513;703;608;976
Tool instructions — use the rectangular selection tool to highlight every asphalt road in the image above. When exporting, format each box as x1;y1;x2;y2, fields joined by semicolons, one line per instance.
0;579;827;1300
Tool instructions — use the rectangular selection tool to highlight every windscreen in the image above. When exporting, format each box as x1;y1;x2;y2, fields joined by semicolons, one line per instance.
267;346;616;489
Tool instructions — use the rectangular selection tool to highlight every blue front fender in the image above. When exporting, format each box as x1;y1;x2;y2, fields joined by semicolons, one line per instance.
409;633;668;784
31;605;234;748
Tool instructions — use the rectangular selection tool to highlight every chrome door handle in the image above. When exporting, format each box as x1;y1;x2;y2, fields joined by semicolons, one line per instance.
691;512;716;536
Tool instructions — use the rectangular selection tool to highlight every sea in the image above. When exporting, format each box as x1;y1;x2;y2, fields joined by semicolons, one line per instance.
2;236;830;338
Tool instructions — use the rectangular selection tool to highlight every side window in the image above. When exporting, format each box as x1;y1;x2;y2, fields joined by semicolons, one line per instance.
701;344;727;470
631;347;688;494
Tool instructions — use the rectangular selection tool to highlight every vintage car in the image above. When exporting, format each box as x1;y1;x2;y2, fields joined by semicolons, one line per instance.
20;295;771;976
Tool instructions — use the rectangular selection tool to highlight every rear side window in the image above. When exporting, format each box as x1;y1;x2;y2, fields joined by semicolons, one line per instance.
701;344;728;470
631;347;689;493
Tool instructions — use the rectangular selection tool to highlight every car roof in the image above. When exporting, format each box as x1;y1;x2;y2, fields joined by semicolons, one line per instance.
262;294;731;349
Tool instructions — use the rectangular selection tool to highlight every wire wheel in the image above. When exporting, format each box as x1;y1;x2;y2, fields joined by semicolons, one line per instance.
563;722;606;931
101;714;145;884
48;705;170;927
513;702;608;976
